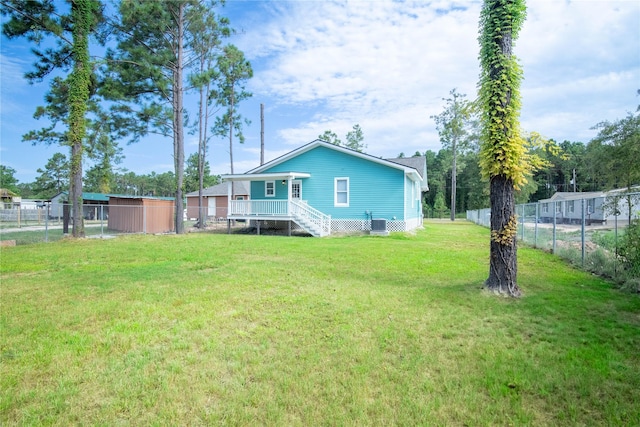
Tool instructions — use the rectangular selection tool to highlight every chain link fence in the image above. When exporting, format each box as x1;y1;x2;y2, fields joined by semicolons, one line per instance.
0;203;234;245
467;192;640;289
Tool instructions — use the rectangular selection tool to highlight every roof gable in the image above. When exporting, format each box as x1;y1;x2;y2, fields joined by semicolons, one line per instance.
248;140;424;182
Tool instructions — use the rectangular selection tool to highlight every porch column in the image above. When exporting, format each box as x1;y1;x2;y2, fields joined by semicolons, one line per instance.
287;178;292;215
227;180;232;234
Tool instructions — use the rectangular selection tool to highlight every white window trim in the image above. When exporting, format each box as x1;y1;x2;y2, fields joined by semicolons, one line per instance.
334;177;349;207
265;181;275;197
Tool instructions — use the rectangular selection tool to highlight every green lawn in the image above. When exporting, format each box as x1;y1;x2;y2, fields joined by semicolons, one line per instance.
1;221;638;426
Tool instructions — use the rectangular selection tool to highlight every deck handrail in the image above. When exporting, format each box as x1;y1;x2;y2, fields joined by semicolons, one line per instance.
229;200;288;216
290;200;331;236
228;199;331;236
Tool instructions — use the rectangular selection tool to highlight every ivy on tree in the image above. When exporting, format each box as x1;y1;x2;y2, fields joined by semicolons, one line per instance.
477;0;527;297
1;0;104;237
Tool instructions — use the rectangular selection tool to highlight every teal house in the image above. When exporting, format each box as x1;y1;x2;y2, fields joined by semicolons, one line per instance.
222;140;428;236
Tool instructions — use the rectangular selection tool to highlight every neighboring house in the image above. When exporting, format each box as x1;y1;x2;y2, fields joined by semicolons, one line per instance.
221;140;428;237
0;188;19;208
539;187;640;225
185;181;250;220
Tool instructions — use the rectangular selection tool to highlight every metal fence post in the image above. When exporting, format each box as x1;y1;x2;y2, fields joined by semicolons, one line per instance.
581;198;586;267
520;204;525;242
552;201;557;254
533;202;540;248
45;203;50;243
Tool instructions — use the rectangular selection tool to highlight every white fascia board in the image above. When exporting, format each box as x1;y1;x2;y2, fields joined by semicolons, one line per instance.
249;140;422;178
222;172;311;181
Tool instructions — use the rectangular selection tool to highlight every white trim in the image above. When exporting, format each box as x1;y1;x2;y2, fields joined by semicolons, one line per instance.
292;180;302;200
334;177;349;207
246;140;422;182
222;172;311;181
265;181;275;197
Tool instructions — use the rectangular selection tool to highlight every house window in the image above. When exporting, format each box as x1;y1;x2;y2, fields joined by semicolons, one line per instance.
556;202;562;214
542;204;549;214
567;200;574;213
334;177;349;207
587;199;595;214
265;181;275;197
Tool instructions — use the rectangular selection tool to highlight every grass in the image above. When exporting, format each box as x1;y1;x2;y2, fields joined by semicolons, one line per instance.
1;221;639;425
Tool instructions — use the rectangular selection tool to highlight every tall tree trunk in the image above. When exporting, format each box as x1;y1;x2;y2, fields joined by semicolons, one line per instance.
229;90;235;175
451;138;457;222
478;0;526;297
486;175;520;296
68;0;92;238
174;3;185;235
197;59;206;229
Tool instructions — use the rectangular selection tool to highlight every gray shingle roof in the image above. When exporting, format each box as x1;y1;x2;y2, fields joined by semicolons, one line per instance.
185;181;250;197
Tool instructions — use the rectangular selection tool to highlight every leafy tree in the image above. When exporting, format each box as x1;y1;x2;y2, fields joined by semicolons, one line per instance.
105;0;229;233
345;124;366;152
212;44;253;175
422;149;449;212
433;192;447;219
457;150;489;210
477;0;527;297
0;165;19;194
431;89;475;221
16;182;36;199
587;112;640;222
318;130;341;146
1;0;104;237
190;9;228;227
33;153;69;198
618;218;640;289
318;125;366;152
184;152;217;193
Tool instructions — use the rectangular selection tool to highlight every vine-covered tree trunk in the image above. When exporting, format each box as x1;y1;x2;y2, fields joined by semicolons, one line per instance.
487;175;519;296
478;0;526;297
68;0;93;238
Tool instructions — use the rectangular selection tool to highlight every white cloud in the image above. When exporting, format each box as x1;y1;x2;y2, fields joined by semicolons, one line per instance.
232;0;639;158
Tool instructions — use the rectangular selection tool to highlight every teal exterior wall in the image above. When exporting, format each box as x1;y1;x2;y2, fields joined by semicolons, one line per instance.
254;146;416;221
250;180;288;200
404;175;422;220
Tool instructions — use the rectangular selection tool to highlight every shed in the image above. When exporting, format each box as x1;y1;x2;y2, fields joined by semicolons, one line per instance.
108;196;175;234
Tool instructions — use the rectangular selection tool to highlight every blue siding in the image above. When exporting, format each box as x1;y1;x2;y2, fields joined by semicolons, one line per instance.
251;180;288;200
258;146;407;220
404;175;421;220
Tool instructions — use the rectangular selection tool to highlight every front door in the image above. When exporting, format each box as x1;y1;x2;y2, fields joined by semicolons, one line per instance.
207;197;216;217
291;180;302;200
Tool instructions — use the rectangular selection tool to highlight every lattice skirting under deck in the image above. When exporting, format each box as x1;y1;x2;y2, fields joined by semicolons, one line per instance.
331;219;420;233
248;218;423;234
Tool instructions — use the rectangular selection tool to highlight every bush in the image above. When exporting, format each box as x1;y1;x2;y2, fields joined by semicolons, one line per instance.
585;248;617;278
591;230;618;251
618;218;640;280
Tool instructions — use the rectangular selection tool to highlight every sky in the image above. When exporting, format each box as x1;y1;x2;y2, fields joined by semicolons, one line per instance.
1;0;639;184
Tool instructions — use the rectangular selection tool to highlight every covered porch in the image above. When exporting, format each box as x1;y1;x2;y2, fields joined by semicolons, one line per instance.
221;172;331;237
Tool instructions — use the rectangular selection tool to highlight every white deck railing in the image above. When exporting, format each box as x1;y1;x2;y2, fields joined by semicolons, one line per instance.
229;200;289;216
228;199;331;236
290;200;331;236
